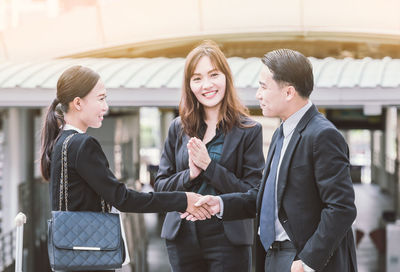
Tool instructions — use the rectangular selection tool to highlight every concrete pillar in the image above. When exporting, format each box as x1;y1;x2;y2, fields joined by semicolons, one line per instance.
114;112;140;181
1;108;34;233
0;112;4;234
371;130;386;188
160;109;175;148
1;108;35;271
396;109;400;217
386;107;397;194
370;131;374;182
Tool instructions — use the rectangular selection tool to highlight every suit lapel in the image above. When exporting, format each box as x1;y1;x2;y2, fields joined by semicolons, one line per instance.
219;126;244;165
276;130;301;210
276;104;320;210
179;133;191;169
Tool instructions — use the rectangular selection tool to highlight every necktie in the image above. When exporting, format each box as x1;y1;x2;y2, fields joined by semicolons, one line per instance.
260;124;284;250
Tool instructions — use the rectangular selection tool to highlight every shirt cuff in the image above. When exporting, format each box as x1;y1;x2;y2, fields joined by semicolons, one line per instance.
302;261;315;272
215;196;224;219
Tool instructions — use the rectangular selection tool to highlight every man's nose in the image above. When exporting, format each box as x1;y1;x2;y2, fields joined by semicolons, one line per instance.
256;88;262;100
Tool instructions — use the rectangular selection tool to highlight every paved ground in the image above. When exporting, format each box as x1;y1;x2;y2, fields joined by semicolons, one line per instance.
144;183;392;272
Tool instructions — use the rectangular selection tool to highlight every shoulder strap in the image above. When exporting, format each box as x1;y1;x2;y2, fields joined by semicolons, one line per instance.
59;133;76;211
59;133;111;213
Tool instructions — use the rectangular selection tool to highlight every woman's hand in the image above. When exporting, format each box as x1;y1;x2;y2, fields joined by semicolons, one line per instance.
187;137;211;170
188;149;202;180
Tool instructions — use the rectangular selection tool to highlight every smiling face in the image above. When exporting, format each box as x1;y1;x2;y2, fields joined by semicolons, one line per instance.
79;79;109;130
189;56;226;111
256;64;288;119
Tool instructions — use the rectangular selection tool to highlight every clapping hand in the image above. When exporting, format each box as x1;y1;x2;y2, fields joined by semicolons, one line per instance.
187;137;211;170
188;149;202;180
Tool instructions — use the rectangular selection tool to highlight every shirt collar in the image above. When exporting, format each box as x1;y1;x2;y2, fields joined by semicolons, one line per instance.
282;100;313;137
63;124;84;134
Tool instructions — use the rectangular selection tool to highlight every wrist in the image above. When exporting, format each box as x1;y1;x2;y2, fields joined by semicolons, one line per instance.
202;158;212;170
189;170;199;180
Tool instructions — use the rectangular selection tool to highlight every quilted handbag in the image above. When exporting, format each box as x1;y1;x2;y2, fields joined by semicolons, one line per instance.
47;133;124;271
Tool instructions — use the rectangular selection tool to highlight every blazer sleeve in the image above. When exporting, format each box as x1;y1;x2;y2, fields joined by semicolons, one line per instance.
298;127;357;270
74;135;187;213
220;186;258;220
154;118;193;192
202;123;264;193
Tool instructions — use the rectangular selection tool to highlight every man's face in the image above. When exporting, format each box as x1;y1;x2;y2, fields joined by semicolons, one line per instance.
256;64;287;118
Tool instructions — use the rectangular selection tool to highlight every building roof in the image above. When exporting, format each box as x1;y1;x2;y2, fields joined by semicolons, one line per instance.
0;57;399;109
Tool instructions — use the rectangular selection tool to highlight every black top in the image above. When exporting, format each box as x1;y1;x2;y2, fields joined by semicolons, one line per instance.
49;129;187;213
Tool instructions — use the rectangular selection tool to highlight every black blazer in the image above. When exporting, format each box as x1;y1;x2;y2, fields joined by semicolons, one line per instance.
50;130;187;214
221;105;357;272
154;117;265;245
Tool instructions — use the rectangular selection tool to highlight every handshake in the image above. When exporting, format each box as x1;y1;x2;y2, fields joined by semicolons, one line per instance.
183;192;221;221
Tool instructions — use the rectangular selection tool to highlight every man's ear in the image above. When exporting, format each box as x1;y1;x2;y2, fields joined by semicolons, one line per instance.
285;85;296;101
72;97;82;111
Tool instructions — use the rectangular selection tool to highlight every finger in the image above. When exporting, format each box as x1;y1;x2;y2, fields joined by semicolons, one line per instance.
189;142;201;153
185;214;194;221
192;138;203;149
198;206;212;219
180;212;190;219
195;207;209;220
193;208;207;220
187;143;195;152
201;203;215;216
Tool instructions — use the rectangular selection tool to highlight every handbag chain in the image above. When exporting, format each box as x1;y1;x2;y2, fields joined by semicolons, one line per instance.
59;133;111;213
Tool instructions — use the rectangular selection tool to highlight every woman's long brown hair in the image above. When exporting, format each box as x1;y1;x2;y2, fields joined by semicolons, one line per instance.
179;40;253;137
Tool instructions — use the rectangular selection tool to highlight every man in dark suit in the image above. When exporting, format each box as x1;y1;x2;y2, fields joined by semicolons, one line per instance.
193;49;357;272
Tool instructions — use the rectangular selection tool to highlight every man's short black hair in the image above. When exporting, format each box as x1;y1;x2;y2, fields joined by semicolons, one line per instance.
262;49;314;98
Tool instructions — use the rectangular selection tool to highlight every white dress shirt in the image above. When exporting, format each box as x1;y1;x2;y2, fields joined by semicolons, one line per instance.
63;124;84;134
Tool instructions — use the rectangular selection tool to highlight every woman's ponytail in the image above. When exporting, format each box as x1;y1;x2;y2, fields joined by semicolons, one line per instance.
40;98;64;181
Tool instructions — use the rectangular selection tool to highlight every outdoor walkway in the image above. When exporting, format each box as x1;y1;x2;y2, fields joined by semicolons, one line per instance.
354;183;393;272
144;183;393;272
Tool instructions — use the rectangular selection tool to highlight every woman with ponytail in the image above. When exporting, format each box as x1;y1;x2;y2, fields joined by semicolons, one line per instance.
40;66;212;272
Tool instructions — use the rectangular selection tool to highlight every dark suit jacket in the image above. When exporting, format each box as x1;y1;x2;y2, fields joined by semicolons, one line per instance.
154;117;265;245
50;130;187;214
221;105;357;272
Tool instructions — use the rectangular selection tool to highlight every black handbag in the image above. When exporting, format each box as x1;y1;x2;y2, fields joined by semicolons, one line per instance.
47;133;124;271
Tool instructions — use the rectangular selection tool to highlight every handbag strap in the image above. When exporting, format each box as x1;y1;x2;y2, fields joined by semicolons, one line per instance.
59;133;111;213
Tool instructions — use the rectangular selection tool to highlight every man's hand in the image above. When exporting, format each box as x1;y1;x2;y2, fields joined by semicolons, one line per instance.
187;137;211;170
291;260;304;272
184;192;212;221
195;195;221;215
